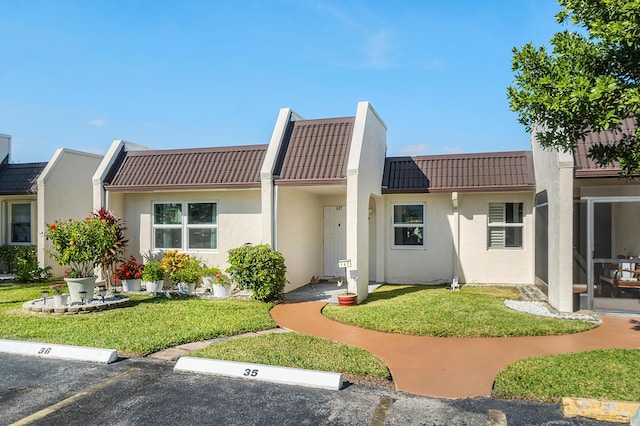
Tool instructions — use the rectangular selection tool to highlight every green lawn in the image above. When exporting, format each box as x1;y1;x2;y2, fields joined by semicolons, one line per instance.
190;333;390;379
0;283;276;356
323;285;597;337
493;349;640;403
3;282;636;403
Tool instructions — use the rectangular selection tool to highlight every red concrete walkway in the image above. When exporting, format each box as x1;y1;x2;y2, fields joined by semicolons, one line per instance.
270;301;640;399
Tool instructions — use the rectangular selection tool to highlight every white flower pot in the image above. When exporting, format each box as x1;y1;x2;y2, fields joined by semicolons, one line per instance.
212;284;231;298
178;282;196;295
53;294;69;307
144;280;164;293
121;279;141;292
64;276;97;303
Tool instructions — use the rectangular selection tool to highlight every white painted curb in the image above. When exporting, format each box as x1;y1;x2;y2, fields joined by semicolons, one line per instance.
174;356;343;391
0;339;117;364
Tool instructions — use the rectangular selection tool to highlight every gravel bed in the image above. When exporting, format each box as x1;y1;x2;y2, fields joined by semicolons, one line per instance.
504;300;600;322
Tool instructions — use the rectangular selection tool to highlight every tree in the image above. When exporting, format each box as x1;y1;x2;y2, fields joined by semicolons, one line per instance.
508;0;640;178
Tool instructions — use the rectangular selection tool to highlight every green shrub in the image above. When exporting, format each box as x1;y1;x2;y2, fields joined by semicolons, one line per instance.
0;245;36;273
14;258;52;282
0;245;51;281
226;244;287;302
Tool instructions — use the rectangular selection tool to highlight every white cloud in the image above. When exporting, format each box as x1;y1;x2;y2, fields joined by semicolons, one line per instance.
397;144;429;156
89;119;106;126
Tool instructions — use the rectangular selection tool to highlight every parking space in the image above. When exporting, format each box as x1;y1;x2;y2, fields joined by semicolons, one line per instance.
0;354;615;425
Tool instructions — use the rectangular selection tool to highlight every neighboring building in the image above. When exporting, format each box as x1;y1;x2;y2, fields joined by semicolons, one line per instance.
94;102;543;306
0;134;45;249
0;133;103;276
533;119;640;313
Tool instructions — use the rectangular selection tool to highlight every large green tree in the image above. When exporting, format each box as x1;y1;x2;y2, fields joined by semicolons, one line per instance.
508;0;640;178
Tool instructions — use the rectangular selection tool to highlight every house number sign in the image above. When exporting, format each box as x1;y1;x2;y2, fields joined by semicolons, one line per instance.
338;259;351;268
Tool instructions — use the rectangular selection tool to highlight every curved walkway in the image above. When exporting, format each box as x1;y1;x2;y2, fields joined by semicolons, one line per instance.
270;301;640;399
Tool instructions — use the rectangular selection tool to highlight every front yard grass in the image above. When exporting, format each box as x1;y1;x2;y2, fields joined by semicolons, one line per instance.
493;349;640;403
190;333;390;379
323;284;597;337
0;283;276;356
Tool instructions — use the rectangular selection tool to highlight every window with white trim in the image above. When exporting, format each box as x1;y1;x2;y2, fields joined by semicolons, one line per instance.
488;202;523;249
153;202;217;250
10;203;32;244
392;204;425;247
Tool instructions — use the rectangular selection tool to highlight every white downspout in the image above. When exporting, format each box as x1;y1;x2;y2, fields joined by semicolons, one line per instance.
452;192;460;289
273;184;278;250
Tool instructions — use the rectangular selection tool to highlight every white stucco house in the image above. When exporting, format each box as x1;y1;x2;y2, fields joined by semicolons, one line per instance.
92;102;545;305
0;133;103;276
532;119;640;314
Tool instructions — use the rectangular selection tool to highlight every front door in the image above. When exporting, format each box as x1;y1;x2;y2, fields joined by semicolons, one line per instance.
323;205;347;277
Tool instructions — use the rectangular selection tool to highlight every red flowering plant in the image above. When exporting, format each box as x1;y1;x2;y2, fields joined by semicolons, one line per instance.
50;283;66;295
113;256;144;282
44;208;128;288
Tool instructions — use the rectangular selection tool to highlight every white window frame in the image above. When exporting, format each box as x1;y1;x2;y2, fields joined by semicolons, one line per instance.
487;202;524;250
9;201;33;245
391;202;426;249
152;201;218;251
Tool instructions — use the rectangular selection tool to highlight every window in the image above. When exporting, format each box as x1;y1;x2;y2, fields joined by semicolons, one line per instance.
393;204;425;247
153;202;217;250
488;202;523;249
11;203;31;244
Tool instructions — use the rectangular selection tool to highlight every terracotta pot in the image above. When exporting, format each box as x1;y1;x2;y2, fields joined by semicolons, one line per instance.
337;293;357;306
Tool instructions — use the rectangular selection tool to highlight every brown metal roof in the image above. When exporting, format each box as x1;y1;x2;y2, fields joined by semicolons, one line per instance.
382;151;535;193
0;161;47;195
274;117;354;185
105;145;268;191
574;118;635;178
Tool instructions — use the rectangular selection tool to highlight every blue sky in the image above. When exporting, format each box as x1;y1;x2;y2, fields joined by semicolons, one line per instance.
1;0;562;163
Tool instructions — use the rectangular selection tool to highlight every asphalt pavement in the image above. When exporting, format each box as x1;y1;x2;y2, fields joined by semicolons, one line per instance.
0;353;619;426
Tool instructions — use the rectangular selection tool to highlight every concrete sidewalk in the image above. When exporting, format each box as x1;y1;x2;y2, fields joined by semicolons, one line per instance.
270;301;640;399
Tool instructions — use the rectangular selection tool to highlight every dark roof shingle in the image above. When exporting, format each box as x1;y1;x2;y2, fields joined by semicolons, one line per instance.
0;162;47;195
574;118;635;177
105;145;267;191
274;117;354;185
382;151;535;193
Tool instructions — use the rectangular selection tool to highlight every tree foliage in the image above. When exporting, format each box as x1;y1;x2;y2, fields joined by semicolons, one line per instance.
508;0;640;178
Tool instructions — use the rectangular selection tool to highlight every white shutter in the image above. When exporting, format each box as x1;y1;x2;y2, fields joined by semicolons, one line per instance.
488;203;505;248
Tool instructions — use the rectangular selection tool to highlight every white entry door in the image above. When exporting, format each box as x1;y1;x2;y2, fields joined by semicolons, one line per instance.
323;205;347;277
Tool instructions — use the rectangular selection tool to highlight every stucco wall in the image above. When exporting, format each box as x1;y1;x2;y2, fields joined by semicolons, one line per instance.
383;193;454;284
346;102;387;299
275;187;325;291
37;149;103;276
531;137;574;312
457;192;534;284
114;189;262;271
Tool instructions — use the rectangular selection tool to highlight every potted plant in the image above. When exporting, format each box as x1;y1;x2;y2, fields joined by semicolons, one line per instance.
141;260;165;293
45;208;126;303
114;256;144;292
168;256;203;295
337;277;357;306
203;266;231;298
50;283;68;307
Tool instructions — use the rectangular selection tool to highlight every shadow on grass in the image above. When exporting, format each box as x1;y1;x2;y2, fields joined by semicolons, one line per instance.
360;284;447;305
